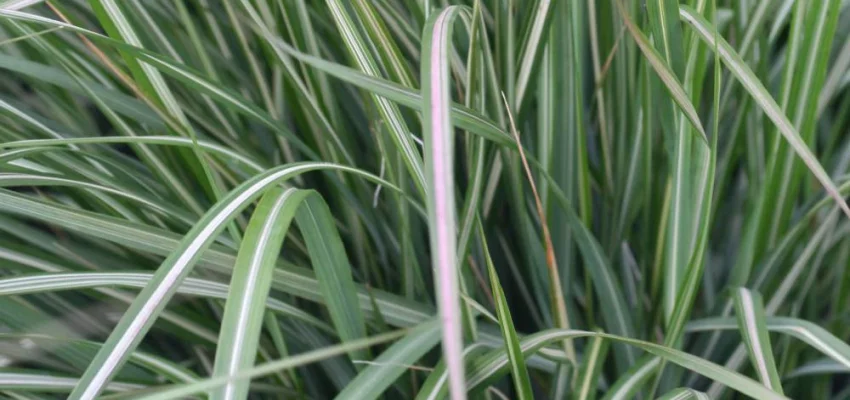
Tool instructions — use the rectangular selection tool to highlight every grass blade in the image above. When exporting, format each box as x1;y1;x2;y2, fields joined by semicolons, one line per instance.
295;192;370;361
514;0;554;108
616;1;707;141
0;172;195;224
0;136;266;172
733;288;783;394
67;163;385;399
334;319;440;400
325;0;426;197
428;329;788;400
655;387;710;400
503;90;576;367
136;330;408;400
0;272;332;333
575;331;609;400
786;359;850;379
480;223;533;400
0;188;440;331
688;317;850;371
0;332;197;384
0;54;160;126
0;0;41;10
421;7;465;399
0;372;141;394
86;0;221;215
679;5;850;219
210;188;305;400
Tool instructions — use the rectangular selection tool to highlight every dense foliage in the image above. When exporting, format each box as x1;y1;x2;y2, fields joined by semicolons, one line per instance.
1;0;850;399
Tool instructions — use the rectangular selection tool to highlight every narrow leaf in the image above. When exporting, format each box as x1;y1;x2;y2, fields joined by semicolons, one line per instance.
210;188;307;400
733;288;783;394
421;6;465;400
679;5;850;219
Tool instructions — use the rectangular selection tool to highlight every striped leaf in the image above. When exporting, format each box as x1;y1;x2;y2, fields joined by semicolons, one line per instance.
421;7;466;399
733;288;783;394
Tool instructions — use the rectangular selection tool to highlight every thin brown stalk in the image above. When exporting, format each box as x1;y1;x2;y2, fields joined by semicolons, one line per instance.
501;92;577;366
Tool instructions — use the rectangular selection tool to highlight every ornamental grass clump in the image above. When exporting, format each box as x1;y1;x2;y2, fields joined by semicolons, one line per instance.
1;1;849;399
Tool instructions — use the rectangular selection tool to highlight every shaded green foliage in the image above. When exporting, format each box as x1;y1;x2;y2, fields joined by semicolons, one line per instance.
0;0;849;398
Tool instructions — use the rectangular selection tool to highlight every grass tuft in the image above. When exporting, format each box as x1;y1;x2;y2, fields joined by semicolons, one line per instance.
1;1;850;399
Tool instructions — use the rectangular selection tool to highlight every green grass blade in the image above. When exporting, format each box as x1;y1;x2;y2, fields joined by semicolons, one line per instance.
295;192;370;361
763;0;841;245
325;0;426;197
0;272;333;334
0;189;440;331
217;30;513;147
0;0;41;10
645;0;686;78
616;2;707;141
688;317;850;371
66;163;386;399
546;186;637;371
655;387;710;400
514;0;554;108
210;188;306;400
679;5;850;219
334;319;440;400
0;136;266;172
136;330;408;400
480;224;533;400
786;359;850;379
575;331;609;400
0;54;160;126
421;6;465;400
429;329;788;400
0;9;318;158
599;356;662;400
733;288;783;394
619;8;707;326
0;333;198;384
87;0;222;215
0;172;195;224
236;0;354;165
0;372;141;394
